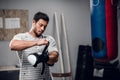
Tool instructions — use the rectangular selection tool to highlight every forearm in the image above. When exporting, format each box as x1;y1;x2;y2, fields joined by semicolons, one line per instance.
9;40;37;51
47;51;59;64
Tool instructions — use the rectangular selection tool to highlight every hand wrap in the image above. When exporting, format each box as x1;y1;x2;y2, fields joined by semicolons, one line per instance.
27;42;49;67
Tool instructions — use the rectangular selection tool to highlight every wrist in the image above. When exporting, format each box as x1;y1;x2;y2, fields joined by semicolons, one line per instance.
46;62;54;66
34;41;38;46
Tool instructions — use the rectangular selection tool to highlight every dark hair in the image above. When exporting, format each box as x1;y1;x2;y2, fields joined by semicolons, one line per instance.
33;11;49;23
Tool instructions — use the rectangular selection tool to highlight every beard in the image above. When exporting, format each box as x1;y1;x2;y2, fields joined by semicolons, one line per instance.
34;30;43;37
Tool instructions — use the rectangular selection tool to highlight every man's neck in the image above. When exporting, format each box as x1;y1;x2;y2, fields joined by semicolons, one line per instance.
28;31;42;39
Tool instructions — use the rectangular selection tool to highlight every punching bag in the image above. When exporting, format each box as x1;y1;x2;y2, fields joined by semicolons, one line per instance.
75;45;93;80
90;0;118;61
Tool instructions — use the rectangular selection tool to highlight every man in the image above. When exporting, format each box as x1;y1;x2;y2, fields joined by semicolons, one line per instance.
9;11;59;80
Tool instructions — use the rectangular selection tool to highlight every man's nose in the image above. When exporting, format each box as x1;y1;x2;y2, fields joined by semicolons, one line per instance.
41;26;45;31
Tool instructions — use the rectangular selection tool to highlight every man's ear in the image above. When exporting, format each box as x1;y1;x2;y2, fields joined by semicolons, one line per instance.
32;20;36;24
32;20;36;27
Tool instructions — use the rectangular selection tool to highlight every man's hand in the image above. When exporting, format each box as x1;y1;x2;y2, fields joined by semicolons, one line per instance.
36;38;49;46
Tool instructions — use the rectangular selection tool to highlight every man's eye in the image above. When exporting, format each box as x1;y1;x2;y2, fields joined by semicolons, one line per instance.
38;23;46;28
38;23;43;27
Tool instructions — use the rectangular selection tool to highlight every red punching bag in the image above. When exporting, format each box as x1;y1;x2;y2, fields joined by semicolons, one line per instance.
105;0;118;61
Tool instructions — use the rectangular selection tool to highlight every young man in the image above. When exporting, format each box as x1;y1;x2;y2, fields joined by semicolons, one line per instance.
9;11;59;80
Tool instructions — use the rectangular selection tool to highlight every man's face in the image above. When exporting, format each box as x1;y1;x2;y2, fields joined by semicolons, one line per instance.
33;19;48;37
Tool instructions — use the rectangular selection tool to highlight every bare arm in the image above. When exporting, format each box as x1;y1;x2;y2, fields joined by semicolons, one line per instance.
9;38;48;51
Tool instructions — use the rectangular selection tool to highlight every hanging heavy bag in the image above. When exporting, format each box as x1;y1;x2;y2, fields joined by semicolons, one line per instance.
90;0;118;61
